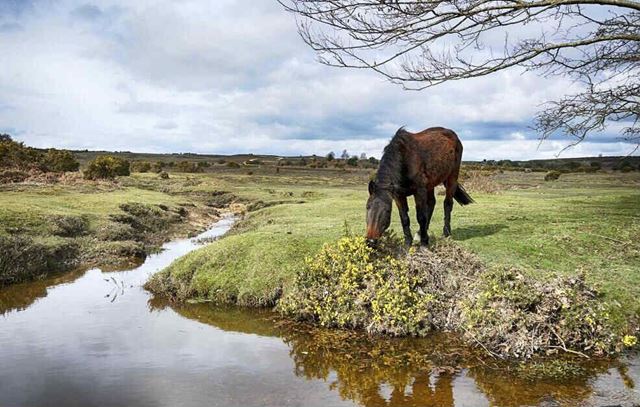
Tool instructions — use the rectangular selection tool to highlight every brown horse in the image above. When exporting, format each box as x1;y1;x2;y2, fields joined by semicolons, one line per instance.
366;127;473;246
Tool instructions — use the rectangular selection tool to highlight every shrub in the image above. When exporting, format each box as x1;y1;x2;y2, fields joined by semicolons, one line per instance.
48;214;89;237
175;161;202;173
132;161;152;173
84;155;130;180
0;135;43;170
563;161;582;171
279;234;437;336
151;161;164;173
280;235;627;358
0;136;79;173
158;171;169;179
613;160;635;172
42;149;79;172
226;161;241;168
346;156;359;167
544;170;561;181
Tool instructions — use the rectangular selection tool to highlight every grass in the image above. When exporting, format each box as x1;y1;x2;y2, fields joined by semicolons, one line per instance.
148;170;640;331
0;173;235;285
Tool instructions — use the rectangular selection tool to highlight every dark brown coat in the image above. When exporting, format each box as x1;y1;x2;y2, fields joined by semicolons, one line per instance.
366;127;473;246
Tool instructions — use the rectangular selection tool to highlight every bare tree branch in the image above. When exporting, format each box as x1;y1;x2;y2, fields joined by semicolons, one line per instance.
280;0;640;145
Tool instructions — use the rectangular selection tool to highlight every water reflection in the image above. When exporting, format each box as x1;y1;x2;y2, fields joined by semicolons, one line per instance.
0;267;86;314
160;301;639;407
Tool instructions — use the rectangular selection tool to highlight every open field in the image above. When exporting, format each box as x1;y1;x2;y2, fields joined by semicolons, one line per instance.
145;168;640;334
2;163;639;333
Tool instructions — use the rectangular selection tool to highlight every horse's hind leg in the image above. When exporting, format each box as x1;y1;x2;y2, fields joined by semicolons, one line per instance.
395;195;413;246
415;188;436;246
443;180;456;237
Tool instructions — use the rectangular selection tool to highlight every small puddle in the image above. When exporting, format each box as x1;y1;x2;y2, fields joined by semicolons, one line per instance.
1;216;638;407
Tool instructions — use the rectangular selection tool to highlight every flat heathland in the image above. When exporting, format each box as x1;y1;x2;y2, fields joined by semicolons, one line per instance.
147;168;640;332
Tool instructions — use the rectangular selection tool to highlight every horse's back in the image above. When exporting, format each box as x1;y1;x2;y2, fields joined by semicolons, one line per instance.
414;127;461;144
410;127;462;159
404;127;463;188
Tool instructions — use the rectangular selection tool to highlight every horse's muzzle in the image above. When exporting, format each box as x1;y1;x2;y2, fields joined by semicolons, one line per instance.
366;238;379;248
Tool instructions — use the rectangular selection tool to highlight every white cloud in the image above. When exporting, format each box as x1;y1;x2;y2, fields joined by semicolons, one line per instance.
0;0;636;159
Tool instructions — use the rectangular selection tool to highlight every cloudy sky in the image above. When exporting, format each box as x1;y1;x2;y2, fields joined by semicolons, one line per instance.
0;0;637;160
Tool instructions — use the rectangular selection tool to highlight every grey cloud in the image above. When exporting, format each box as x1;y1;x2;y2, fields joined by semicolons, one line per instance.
0;22;22;32
155;120;178;130
70;4;103;20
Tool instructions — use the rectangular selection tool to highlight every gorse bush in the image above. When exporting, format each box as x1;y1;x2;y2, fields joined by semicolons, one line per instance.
279;234;634;358
175;161;203;173
0;134;42;170
280;234;454;336
0;135;79;173
42;149;79;172
84;155;130;180
131;161;152;173
544;170;561;181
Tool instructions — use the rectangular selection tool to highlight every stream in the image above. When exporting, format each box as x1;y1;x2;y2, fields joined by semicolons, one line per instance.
1;216;638;407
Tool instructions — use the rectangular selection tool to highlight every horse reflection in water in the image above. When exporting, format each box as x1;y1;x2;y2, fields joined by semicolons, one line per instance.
159;301;634;407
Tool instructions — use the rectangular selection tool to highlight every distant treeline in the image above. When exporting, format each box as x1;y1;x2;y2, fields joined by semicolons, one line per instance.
3;133;638;183
467;157;640;173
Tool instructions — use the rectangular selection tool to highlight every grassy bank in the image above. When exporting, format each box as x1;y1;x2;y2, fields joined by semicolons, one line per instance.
148;170;640;332
0;173;239;286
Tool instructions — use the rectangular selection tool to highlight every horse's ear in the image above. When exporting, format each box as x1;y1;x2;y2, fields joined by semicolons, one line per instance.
368;180;376;195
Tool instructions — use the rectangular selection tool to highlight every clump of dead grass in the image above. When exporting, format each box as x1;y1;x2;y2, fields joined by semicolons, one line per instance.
460;170;501;194
461;268;620;358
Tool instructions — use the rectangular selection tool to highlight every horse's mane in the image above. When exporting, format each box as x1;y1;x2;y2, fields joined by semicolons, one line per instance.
376;127;411;189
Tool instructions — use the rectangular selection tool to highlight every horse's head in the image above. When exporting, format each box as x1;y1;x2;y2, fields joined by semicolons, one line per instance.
366;180;392;245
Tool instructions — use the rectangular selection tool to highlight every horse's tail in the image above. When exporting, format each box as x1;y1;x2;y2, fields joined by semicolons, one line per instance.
454;184;474;205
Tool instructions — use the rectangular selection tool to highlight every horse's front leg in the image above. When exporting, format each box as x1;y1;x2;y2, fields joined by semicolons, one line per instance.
415;188;436;246
395;195;412;246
